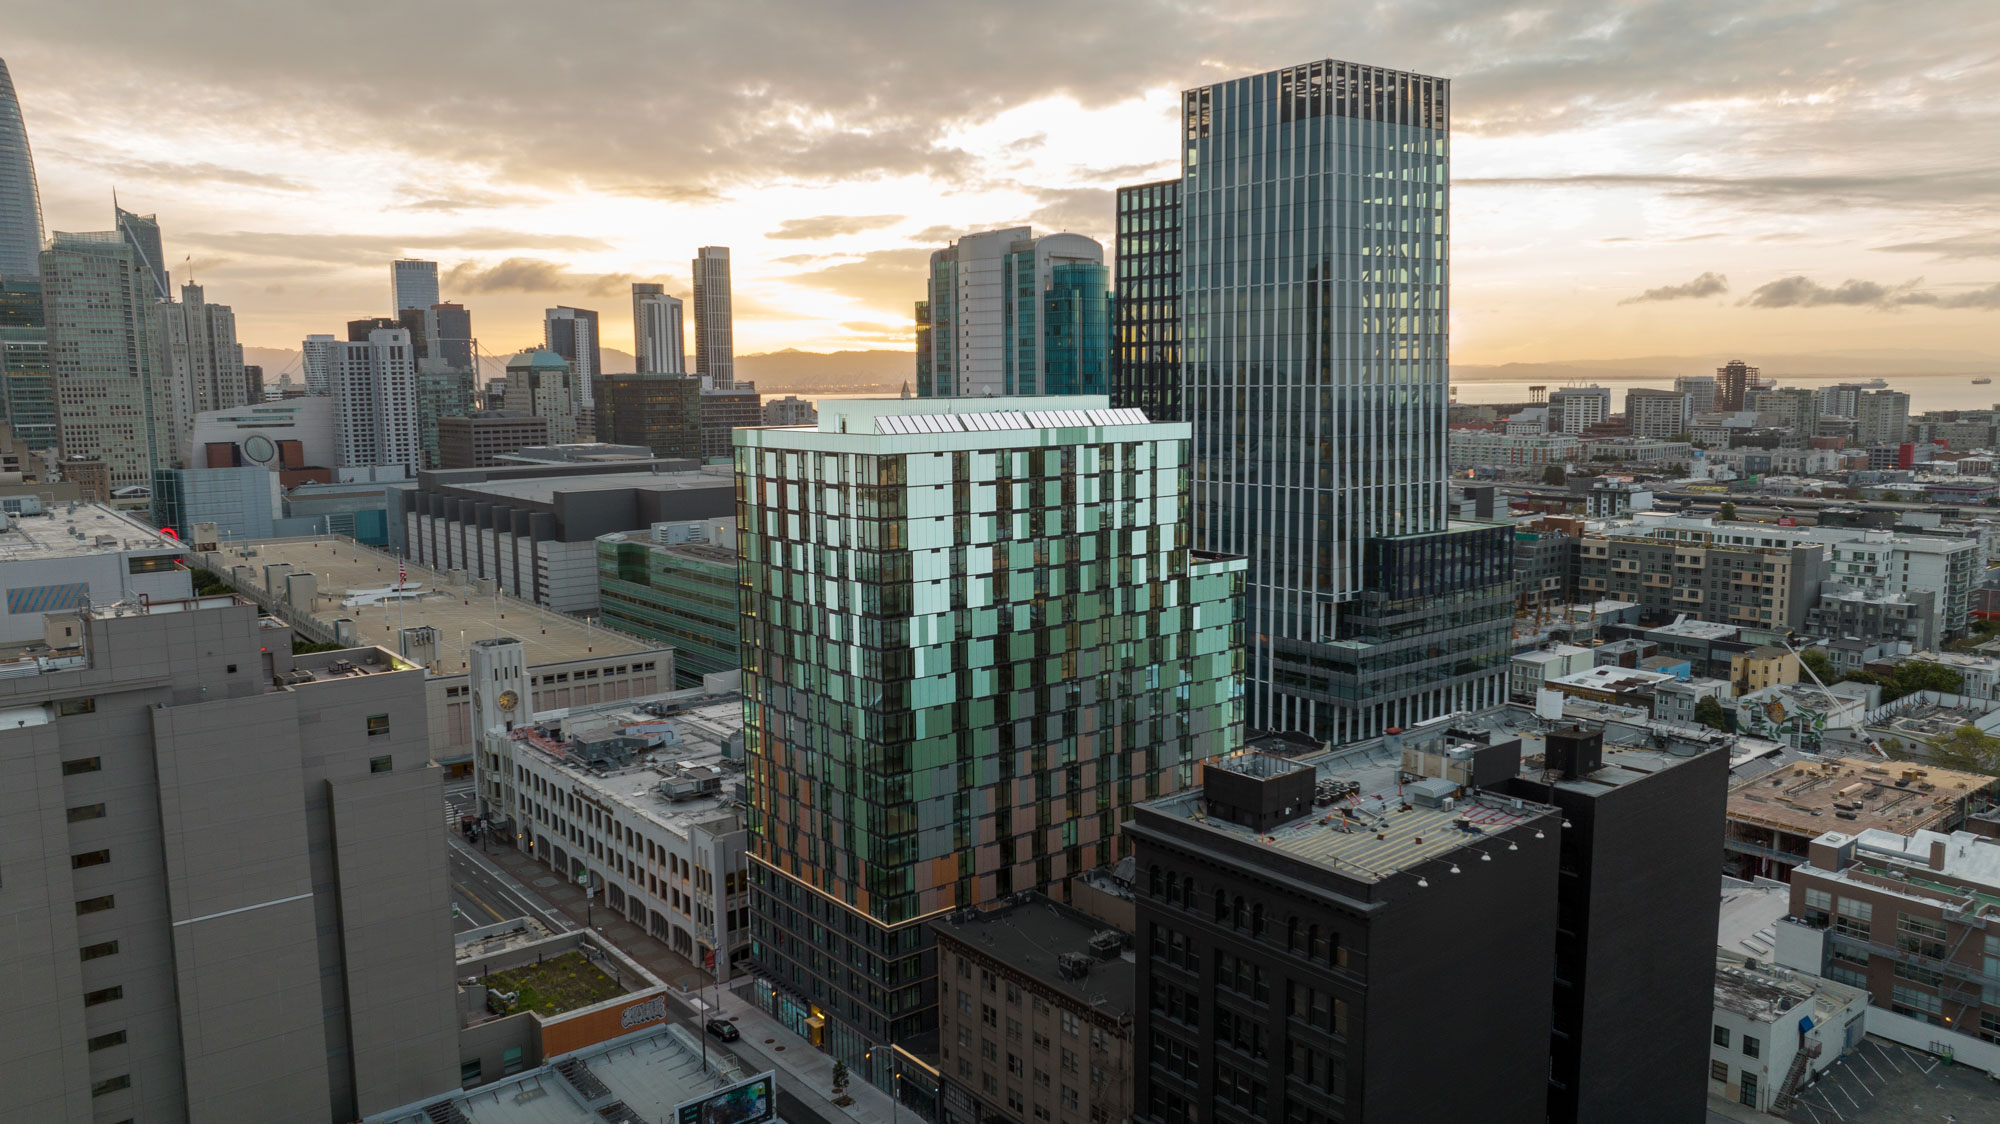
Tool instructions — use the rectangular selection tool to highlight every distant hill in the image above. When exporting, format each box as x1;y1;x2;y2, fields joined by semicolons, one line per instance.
1456;348;2000;382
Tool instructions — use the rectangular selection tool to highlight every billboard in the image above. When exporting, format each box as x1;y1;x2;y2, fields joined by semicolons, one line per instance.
674;1070;778;1124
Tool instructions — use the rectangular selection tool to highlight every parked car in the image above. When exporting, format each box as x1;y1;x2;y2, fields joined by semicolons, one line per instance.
706;1018;740;1042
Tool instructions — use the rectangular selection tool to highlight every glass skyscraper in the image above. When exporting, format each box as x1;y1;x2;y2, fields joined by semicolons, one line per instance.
0;58;43;285
1041;261;1112;395
917;228;1111;399
0;276;55;449
1180;60;1510;742
1111;179;1182;421
737;396;1244;1093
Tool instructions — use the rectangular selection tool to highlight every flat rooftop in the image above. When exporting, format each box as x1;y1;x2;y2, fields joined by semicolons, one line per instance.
0;503;184;563
1844;827;2000;896
512;694;746;837
1549;665;1677;693
220;538;661;672
439;469;731;506
1717;877;1790;962
597;531;737;566
933;898;1135;1021
1648;618;1740;641
1726;756;2000;838
1526;744;1713;799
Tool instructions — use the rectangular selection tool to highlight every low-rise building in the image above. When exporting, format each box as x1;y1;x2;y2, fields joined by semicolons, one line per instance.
1733;680;1873;750
1724;756;2000;882
1583;437;1693;464
1448;429;1581;470
0;502;192;644
1511;643;1595;700
596;520;741;687
1545;663;1678;708
1894;650;2000;703
1709;952;1865;1113
1731;645;1800;696
933;899;1134;1124
1655;677;1732;726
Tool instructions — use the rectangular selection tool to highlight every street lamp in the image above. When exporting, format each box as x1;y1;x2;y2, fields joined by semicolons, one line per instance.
865;1044;900;1123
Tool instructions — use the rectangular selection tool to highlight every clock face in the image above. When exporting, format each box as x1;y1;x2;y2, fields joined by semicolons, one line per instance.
497;690;519;712
242;434;276;464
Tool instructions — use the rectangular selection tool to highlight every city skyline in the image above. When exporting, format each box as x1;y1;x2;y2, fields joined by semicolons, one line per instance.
3;2;1995;364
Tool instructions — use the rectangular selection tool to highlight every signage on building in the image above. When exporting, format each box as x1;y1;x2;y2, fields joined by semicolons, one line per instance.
673;1070;777;1124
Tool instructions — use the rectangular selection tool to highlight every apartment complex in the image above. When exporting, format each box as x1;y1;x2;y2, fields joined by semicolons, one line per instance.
738;397;1245;1095
1448;430;1582;470
1575;517;1828;630
1625;387;1692;439
0;595;458;1122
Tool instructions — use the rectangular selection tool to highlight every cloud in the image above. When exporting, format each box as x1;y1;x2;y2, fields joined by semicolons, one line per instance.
604;183;726;204
395;185;535;212
785;248;933;312
181;229;613;265
92;158;309;192
1619;272;1729;304
767;214;905;241
1874;232;2000;261
443;258;636;298
1026;186;1114;238
1459;170;2000;209
910;225;965;244
1742;276;2000;311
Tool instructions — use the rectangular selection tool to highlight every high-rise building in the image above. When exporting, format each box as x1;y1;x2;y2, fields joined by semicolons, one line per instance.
1624;388;1692;439
691;246;735;388
1854;389;1911;447
1111;179;1182;421
1814;383;1866;419
632;283;686;375
698;381;761;460
916;227;1108;398
1675;374;1720;413
0;275;55;448
739;396;1246;1091
1178;60;1511;740
0;583;460;1122
243;362;264;403
115;206;169;301
1718;359;1758;412
1548;385;1612;434
329;326;420;472
543;305;601;409
505;349;581;444
596;372;701;459
156;282;248;464
435;411;549;468
423;301;473;368
41;229;172;487
301;332;336;396
0;57;45;283
390;258;438;314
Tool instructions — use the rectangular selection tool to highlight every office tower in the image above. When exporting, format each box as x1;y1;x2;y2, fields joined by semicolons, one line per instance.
633;283;686;374
390;257;438;314
596;372;701;459
0;580;459;1121
914;299;931;395
329;326;420;472
41;229;172;487
1111;179;1183;421
543;305;601;409
1130;747;1563;1124
436;411;550;468
301;332;336;396
1548;385;1611;434
505;349;581;443
1624;388;1692;439
916;227;1108;397
115;206;169;301
0;275;55;448
424;300;473;368
156;282;248;463
1178;60;1511;740
698;382;761;460
243;362;264;403
1498;728;1729;1124
691;246;734;388
1717;359;1757;412
0;57;45;283
1854;389;1911;447
740;397;1247;1090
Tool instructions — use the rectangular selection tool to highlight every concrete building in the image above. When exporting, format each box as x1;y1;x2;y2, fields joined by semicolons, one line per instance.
631;283;684;375
542;306;601;411
1654;676;1732;726
504;349;581;445
1677;374;1720;413
691;247;734;388
1511;643;1594;700
760;395;816;427
1576;516;1828;631
698;381;762;461
596;520;739;686
1805;584;1937;654
1708;953;1865;1112
1724;756;2000;882
1853;390;1911;447
1582;437;1692;464
595;372;702;459
41;228;172;488
740;397;1246;1100
330;326;420;474
1731;645;1801;696
1514;518;1579;610
155;283;248;463
1625;387;1692;439
1733;680;1873;750
1718;360;1758;412
0;594;459;1122
188;395;338;482
932;899;1134;1124
0;502;190;644
1447;430;1581;470
1549;385;1611;434
436;412;550;469
1130;747;1564;1124
1892;649;2000;703
390;258;438;314
399;460;732;613
916;227;1108;398
1545;663;1678;708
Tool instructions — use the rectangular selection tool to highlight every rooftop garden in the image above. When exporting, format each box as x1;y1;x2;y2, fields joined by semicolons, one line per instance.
484;950;626;1017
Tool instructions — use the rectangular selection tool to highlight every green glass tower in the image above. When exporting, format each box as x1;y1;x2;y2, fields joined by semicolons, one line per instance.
737;396;1244;1089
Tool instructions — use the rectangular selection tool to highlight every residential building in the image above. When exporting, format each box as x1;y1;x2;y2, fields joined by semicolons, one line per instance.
1549;385;1611;434
1110;178;1181;421
543;305;601;410
0;594;459;1122
152;464;280;543
1511;643;1594;699
1854;390;1911;447
1708;952;1865;1112
0;56;43;283
1130;748;1564;1124
740;397;1246;1098
1892;650;2000;703
1731;645;1801;696
1448;430;1580;470
41;228;172;488
1815;383;1868;418
1747;387;1817;433
157;282;248;463
596;520;740;686
330;326;421;473
1505;405;1551;434
390;258;438;314
1654;676;1732;726
632;283;685;375
437;412;550;469
761;395;816;426
933;899;1134;1124
1677;374;1720;413
1724;756;2000;881
1582;437;1692;464
1582;479;1653;519
301;332;336;396
1515;519;1578;610
1625;388;1692;439
1804;585;1936;654
1574;517;1827;631
596;372;701;459
0;502;190;643
1718;360;1757;412
505;349;580;445
699;381;761;461
916;227;1109;398
691;247;734;388
400;460;731;613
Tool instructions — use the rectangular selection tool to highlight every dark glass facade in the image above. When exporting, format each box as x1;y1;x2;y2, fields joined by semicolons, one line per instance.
913;299;932;397
1042;262;1112;395
1112;179;1181;421
597;372;702;459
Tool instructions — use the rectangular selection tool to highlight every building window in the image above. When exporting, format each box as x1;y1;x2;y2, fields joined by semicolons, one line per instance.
55;697;97;716
1710;1060;1729;1082
83;986;123;1006
461;1058;482;1086
367;714;391;737
87;1030;126;1051
80;940;119;961
129;555;180;574
72;849;111;869
68;803;106;822
1712;1025;1730;1048
1739;1071;1758;1107
503;1046;525;1075
1743;1035;1760;1059
370;755;393;773
91;1075;131;1097
76;895;115;915
62;756;102;775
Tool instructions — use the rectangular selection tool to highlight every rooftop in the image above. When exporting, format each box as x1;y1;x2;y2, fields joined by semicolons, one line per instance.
933;898;1135;1022
1713;954;1818;1021
1548;665;1678;693
509;694;747;838
1717;876;1792;962
1843;827;2000;898
213;538;661;672
1514;643;1591;666
1648;617;1741;642
1726;756;2000;839
0;502;184;563
435;468;729;506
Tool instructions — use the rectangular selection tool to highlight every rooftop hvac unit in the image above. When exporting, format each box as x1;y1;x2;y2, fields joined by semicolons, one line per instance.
1056;952;1094;981
1087;930;1125;959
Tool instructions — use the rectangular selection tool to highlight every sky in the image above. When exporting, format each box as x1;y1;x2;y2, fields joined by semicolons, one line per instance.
7;0;1999;368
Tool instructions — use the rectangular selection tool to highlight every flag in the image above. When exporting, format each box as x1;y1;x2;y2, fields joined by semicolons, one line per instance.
398;554;406;586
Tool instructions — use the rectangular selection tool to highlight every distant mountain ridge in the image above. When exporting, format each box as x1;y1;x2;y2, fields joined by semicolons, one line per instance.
1456;348;2000;381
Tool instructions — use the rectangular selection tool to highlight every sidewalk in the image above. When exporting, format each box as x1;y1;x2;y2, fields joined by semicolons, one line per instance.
456;841;903;1123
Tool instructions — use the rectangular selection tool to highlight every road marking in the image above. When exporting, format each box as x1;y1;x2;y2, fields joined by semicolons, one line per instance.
458;882;507;924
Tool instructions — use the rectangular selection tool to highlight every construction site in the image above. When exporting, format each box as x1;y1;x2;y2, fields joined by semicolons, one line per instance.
1723;756;2000;881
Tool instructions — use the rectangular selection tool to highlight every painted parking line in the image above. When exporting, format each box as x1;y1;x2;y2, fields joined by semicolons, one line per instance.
1810;1086;1847;1121
1856;1048;1886;1084
1868;1039;1903;1076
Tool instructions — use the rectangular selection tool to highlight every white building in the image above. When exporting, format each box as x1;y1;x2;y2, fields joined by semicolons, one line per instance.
1549;385;1611;434
187;391;337;468
0;502;190;643
329;327;420;473
1654;677;1731;726
1510;643;1594;700
920;227;1103;398
391;257;439;313
301;332;336;396
631;283;685;375
1709;954;1865;1113
1897;651;2000;702
691;247;734;389
1448;430;1581;470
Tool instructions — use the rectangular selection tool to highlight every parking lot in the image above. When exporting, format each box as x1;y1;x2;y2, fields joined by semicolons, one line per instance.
1786;1037;2000;1124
